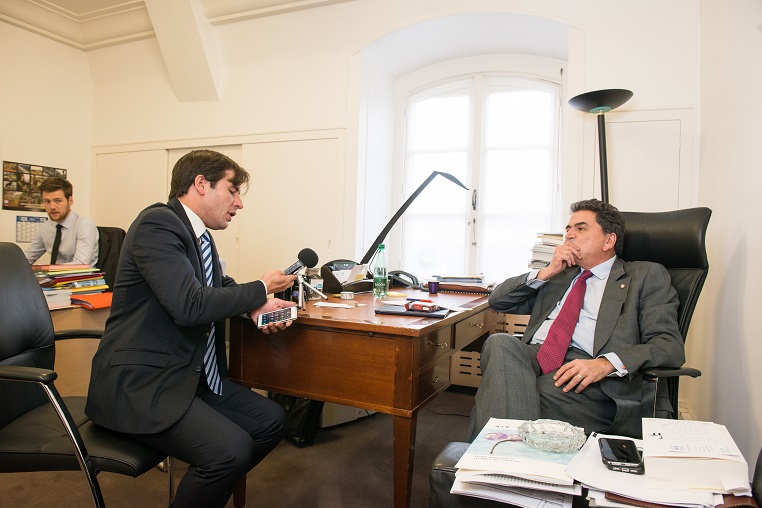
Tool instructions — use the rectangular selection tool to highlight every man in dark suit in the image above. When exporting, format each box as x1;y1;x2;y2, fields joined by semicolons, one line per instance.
467;199;685;441
86;150;297;508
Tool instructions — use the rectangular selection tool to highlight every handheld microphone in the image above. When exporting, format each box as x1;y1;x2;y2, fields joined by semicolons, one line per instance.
284;248;319;275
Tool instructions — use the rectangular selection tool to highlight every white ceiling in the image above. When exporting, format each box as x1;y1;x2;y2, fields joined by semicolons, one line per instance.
0;0;354;51
0;0;355;101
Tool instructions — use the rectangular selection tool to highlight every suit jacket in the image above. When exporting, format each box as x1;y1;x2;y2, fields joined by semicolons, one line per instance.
487;257;685;437
85;198;268;434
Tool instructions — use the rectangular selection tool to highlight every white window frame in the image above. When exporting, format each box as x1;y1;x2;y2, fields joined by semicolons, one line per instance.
391;55;565;279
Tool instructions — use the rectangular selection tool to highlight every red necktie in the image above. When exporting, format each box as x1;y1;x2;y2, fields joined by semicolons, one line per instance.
536;269;594;374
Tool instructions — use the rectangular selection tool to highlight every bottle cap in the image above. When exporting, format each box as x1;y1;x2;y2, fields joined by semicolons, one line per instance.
379;244;385;249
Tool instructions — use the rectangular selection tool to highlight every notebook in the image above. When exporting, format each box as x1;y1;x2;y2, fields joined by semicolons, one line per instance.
374;304;449;319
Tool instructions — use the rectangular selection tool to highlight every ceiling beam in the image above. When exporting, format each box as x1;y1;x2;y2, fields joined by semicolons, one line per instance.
144;0;219;102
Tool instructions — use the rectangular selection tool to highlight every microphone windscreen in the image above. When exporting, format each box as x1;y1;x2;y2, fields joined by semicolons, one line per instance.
298;248;319;268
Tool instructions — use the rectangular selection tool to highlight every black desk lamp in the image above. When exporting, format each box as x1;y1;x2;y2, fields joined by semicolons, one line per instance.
568;89;633;203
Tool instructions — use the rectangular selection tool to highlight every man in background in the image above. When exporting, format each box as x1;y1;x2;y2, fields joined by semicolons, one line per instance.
24;176;99;266
86;150;296;508
467;199;685;440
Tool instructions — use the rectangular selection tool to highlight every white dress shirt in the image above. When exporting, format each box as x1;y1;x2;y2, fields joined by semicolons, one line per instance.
526;256;628;376
24;210;99;266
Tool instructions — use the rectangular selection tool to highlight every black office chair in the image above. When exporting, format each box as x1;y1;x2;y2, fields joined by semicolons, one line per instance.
620;208;710;421
429;207;712;508
0;242;168;507
96;226;126;292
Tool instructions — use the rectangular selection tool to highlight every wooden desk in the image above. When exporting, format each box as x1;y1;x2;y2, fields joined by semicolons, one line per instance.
229;289;501;508
50;306;110;396
51;305;110;331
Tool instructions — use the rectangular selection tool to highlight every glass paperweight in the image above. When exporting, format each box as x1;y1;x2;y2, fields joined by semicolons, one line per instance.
517;419;586;453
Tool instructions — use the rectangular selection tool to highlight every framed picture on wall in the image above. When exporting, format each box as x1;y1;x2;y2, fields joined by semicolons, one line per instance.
2;161;67;212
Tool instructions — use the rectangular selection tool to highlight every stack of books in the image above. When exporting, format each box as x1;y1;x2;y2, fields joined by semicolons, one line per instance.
451;418;581;506
429;275;496;294
529;232;564;269
33;264;109;309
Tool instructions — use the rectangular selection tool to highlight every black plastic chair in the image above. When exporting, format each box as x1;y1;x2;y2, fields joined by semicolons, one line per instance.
0;242;168;507
96;226;126;292
429;207;712;508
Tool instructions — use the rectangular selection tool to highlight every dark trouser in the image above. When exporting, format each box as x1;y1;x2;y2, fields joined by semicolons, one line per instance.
133;378;287;508
467;334;617;442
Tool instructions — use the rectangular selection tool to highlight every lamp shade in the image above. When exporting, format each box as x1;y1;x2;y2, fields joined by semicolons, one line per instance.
568;89;633;114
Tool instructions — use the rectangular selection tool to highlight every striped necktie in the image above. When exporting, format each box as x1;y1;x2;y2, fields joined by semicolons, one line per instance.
200;231;222;395
536;269;594;375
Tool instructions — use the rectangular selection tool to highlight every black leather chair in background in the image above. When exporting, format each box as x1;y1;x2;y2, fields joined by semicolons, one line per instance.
751;450;762;506
430;207;713;508
0;242;167;507
96;226;126;292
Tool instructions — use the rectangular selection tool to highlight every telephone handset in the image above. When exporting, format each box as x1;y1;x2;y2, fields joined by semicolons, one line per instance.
389;270;419;288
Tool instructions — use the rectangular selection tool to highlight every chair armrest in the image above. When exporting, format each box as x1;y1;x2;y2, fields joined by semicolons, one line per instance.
0;365;57;384
642;367;702;379
55;329;103;341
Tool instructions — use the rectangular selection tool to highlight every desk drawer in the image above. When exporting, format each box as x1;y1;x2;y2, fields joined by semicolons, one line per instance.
416;356;450;403
454;308;500;350
418;327;452;368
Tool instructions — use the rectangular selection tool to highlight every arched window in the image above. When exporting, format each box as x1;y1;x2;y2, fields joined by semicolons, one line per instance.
396;61;562;281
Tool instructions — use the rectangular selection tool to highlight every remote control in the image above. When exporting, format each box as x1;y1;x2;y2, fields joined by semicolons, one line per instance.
256;307;298;328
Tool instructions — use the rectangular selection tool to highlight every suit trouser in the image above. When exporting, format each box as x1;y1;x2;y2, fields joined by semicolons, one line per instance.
466;333;617;442
133;378;288;508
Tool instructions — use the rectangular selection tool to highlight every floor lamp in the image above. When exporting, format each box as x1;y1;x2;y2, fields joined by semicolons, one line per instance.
568;89;633;204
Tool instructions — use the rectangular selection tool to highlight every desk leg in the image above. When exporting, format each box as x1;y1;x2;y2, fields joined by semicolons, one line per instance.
233;475;246;507
393;413;417;508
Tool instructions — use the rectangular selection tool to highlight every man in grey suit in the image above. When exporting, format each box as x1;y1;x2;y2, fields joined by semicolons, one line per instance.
86;150;297;508
467;199;685;441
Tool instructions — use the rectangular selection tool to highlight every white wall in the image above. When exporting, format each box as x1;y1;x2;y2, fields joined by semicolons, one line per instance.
695;0;762;473
84;0;705;259
3;0;760;474
0;22;93;247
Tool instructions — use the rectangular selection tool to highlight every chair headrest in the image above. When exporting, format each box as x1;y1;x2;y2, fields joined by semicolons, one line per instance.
620;208;711;270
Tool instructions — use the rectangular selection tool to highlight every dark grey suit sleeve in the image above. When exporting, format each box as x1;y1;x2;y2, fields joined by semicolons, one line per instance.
611;262;685;374
133;211;267;326
488;273;538;315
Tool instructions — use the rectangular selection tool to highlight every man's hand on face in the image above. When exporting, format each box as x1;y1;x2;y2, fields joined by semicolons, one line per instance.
537;242;581;281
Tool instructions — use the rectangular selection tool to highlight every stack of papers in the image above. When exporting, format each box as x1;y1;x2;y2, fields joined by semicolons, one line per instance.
452;418;580;507
42;287;72;309
565;431;731;508
642;418;750;495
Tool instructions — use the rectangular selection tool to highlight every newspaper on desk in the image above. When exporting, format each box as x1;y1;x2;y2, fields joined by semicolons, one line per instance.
565;432;723;508
451;418;578;508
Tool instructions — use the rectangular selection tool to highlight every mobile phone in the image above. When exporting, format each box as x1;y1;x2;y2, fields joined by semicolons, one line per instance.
598;438;644;474
256;307;298;328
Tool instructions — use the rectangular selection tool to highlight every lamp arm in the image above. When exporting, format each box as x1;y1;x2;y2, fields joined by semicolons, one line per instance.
359;171;469;265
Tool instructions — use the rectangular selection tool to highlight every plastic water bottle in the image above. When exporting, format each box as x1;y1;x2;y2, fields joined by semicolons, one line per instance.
373;244;388;297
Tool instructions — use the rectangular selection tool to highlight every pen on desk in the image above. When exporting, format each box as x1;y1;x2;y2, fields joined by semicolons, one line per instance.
406;298;433;303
